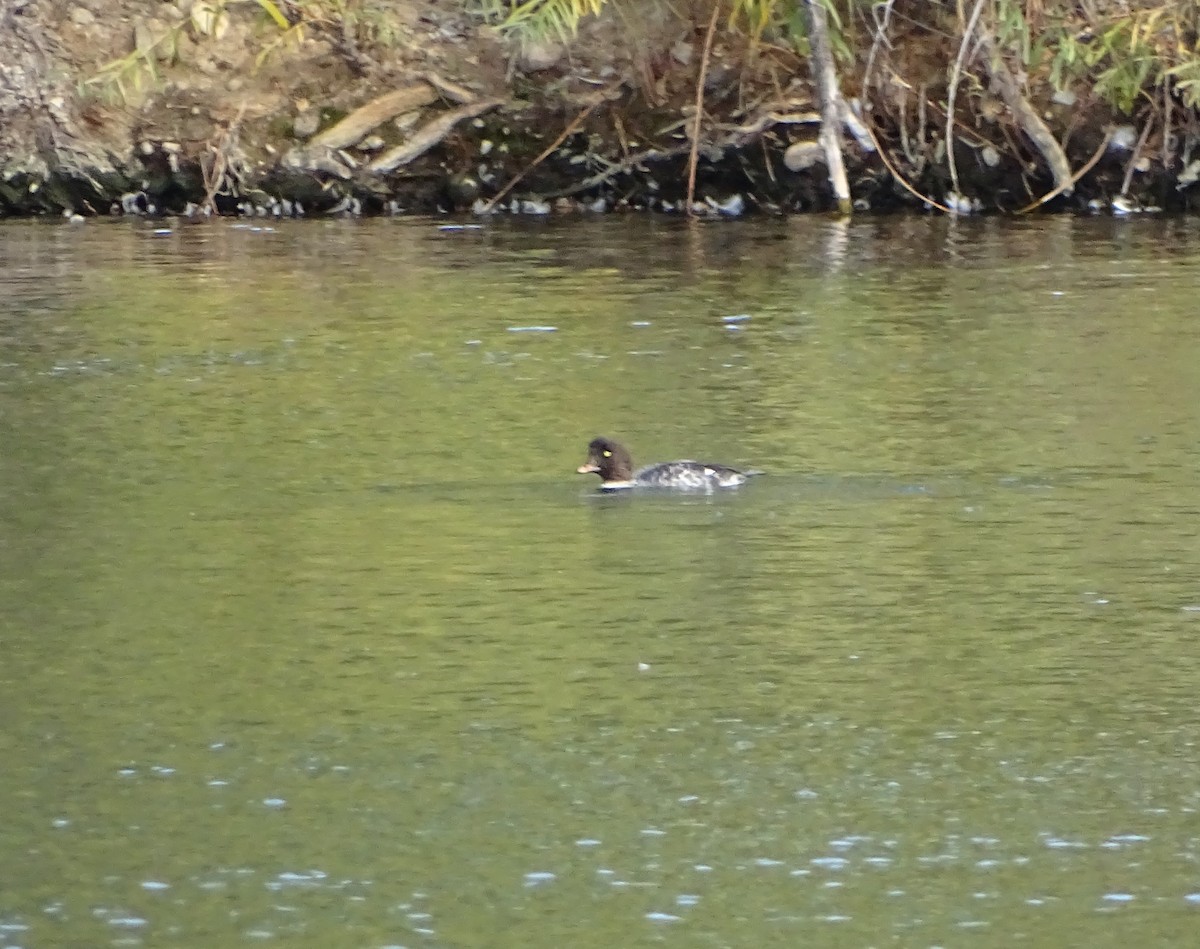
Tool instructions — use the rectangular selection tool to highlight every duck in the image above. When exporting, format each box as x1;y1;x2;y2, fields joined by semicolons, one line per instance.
576;436;759;491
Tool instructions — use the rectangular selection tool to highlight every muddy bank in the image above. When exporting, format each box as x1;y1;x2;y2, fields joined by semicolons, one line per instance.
1;0;1198;219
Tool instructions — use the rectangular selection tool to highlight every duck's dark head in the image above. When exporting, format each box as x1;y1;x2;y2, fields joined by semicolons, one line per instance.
576;436;634;484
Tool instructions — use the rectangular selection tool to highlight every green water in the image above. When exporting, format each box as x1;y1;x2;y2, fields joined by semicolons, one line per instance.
2;215;1200;947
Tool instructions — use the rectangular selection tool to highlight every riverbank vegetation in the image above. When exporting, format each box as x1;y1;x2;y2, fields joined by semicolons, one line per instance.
0;0;1197;217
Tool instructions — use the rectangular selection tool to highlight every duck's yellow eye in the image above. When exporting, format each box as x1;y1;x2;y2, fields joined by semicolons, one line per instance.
603;450;612;457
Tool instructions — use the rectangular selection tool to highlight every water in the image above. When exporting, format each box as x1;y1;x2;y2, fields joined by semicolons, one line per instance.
2;215;1200;947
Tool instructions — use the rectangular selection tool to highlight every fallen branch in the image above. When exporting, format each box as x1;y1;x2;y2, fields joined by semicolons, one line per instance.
805;0;852;214
978;28;1073;195
367;98;505;174
839;100;876;153
422;71;480;105
310;85;440;151
717;110;821;144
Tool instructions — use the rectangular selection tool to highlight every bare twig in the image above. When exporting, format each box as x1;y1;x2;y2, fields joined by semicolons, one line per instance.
761;136;777;185
717;110;821;141
613;113;630;159
861;117;950;212
917;92;1002;150
863;0;897;95
917;83;927;160
539;145;693;199
686;2;721;217
946;0;988;196
482;94;608;211
1017;130;1113;213
200;102;247;212
1119;114;1153;196
897;86;914;164
1162;78;1173;171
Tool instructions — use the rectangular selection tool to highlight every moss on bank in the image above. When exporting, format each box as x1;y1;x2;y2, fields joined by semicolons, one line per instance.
0;0;1197;218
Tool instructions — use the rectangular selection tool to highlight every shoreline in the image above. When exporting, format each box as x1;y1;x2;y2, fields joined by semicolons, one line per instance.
2;1;1197;220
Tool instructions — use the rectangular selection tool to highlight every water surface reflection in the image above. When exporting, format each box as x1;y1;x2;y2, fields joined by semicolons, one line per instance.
2;215;1200;946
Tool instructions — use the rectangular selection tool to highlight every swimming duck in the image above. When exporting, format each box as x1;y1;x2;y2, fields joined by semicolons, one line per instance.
576;436;758;491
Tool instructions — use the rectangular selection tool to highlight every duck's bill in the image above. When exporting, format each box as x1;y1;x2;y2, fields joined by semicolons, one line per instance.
577;463;600;474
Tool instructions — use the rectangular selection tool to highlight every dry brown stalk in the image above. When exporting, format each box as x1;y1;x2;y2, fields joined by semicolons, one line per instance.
686;3;721;217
